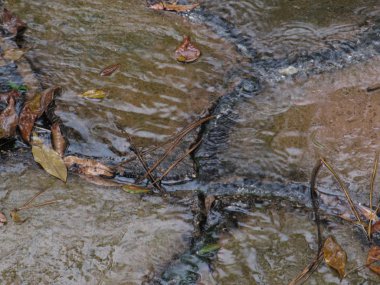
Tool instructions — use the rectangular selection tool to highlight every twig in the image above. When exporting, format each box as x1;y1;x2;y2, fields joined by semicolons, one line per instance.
16;199;60;212
141;116;213;180
311;159;323;252
288;251;323;285
152;139;202;185
343;258;380;278
20;188;48;208
368;152;379;238
320;158;363;229
125;133;165;194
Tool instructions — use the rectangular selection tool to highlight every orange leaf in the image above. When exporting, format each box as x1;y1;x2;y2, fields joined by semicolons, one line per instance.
367;246;380;275
99;63;121;76
323;236;347;279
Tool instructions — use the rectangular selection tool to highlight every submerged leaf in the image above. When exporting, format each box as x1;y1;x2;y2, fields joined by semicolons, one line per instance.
51;122;67;157
122;184;151;194
323;236;347;279
32;143;67;182
149;2;199;12
197;243;221;255
1;8;27;36
80;89;106;99
175;36;201;63
64;155;114;177
0;211;7;226
0;96;18;139
10;210;26;224
367;246;380;275
3;48;26;61
99;63;120;76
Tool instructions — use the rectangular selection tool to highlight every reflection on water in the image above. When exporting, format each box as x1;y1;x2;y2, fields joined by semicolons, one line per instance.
223;58;380;202
10;0;239;157
203;0;380;58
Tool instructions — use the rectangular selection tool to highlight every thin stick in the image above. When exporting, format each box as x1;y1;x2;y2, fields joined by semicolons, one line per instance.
20;188;48;208
343;258;380;278
152;139;202;185
320;158;363;227
368;152;379;238
141;116;213;180
16;199;60;212
311;159;323;252
125;133;165;194
288;251;323;285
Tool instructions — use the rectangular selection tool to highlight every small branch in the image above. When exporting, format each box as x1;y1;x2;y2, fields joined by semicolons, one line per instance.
16;199;60;212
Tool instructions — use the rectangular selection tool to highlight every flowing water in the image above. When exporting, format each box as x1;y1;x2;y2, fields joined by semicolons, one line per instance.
1;0;380;284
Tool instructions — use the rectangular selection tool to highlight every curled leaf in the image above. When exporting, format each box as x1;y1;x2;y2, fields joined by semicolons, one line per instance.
205;195;216;213
80;89;106;99
122;184;151;194
18;87;58;142
1;8;27;36
367;246;380;275
99;63;120;76
197;243;221;255
0;96;18;139
64;155;114;178
32;143;68;182
0;211;7;226
323;236;347;279
3;48;26;61
10;210;27;224
175;36;201;63
51;122;67;157
149;2;199;12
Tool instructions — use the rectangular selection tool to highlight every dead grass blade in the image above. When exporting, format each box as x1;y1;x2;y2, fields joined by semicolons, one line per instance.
152;139;202;185
141;115;213;180
16;199;60;211
368;152;379;238
288;251;323;285
125;133;165;194
320;158;363;228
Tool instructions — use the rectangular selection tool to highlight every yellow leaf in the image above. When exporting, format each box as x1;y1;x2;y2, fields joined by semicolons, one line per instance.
122;184;151;194
80;89;106;99
32;144;67;182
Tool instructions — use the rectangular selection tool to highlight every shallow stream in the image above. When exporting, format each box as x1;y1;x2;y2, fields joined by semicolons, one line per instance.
1;0;380;284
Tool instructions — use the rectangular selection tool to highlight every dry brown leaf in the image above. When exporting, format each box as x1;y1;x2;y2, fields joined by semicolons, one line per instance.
0;90;20;102
372;221;380;234
18;87;57;142
323;236;347;279
367;246;380;275
10;210;27;224
0;211;7;226
149;2;199;12
1;8;27;36
205;195;216;213
0;96;18;139
175;36;201;63
51;122;67;157
99;63;120;76
2;48;26;61
64;156;114;177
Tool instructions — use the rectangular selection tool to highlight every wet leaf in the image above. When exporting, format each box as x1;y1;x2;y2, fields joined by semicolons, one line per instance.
367;246;380;275
19;87;57;142
99;63;120;76
205;195;216;213
80;89;106;99
149;2;199;12
0;211;7;226
8;81;28;92
10;210;27;224
2;48;26;61
64;155;114;177
51;122;67;157
122;184;151;194
323;236;347;279
175;36;201;63
0;96;18;139
197;243;221;255
1;8;27;36
32;143;67;182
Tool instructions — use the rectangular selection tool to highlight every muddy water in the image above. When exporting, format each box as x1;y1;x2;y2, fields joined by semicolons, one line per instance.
2;0;380;284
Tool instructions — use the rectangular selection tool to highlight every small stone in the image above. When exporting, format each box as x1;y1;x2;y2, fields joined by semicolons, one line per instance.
279;66;299;76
